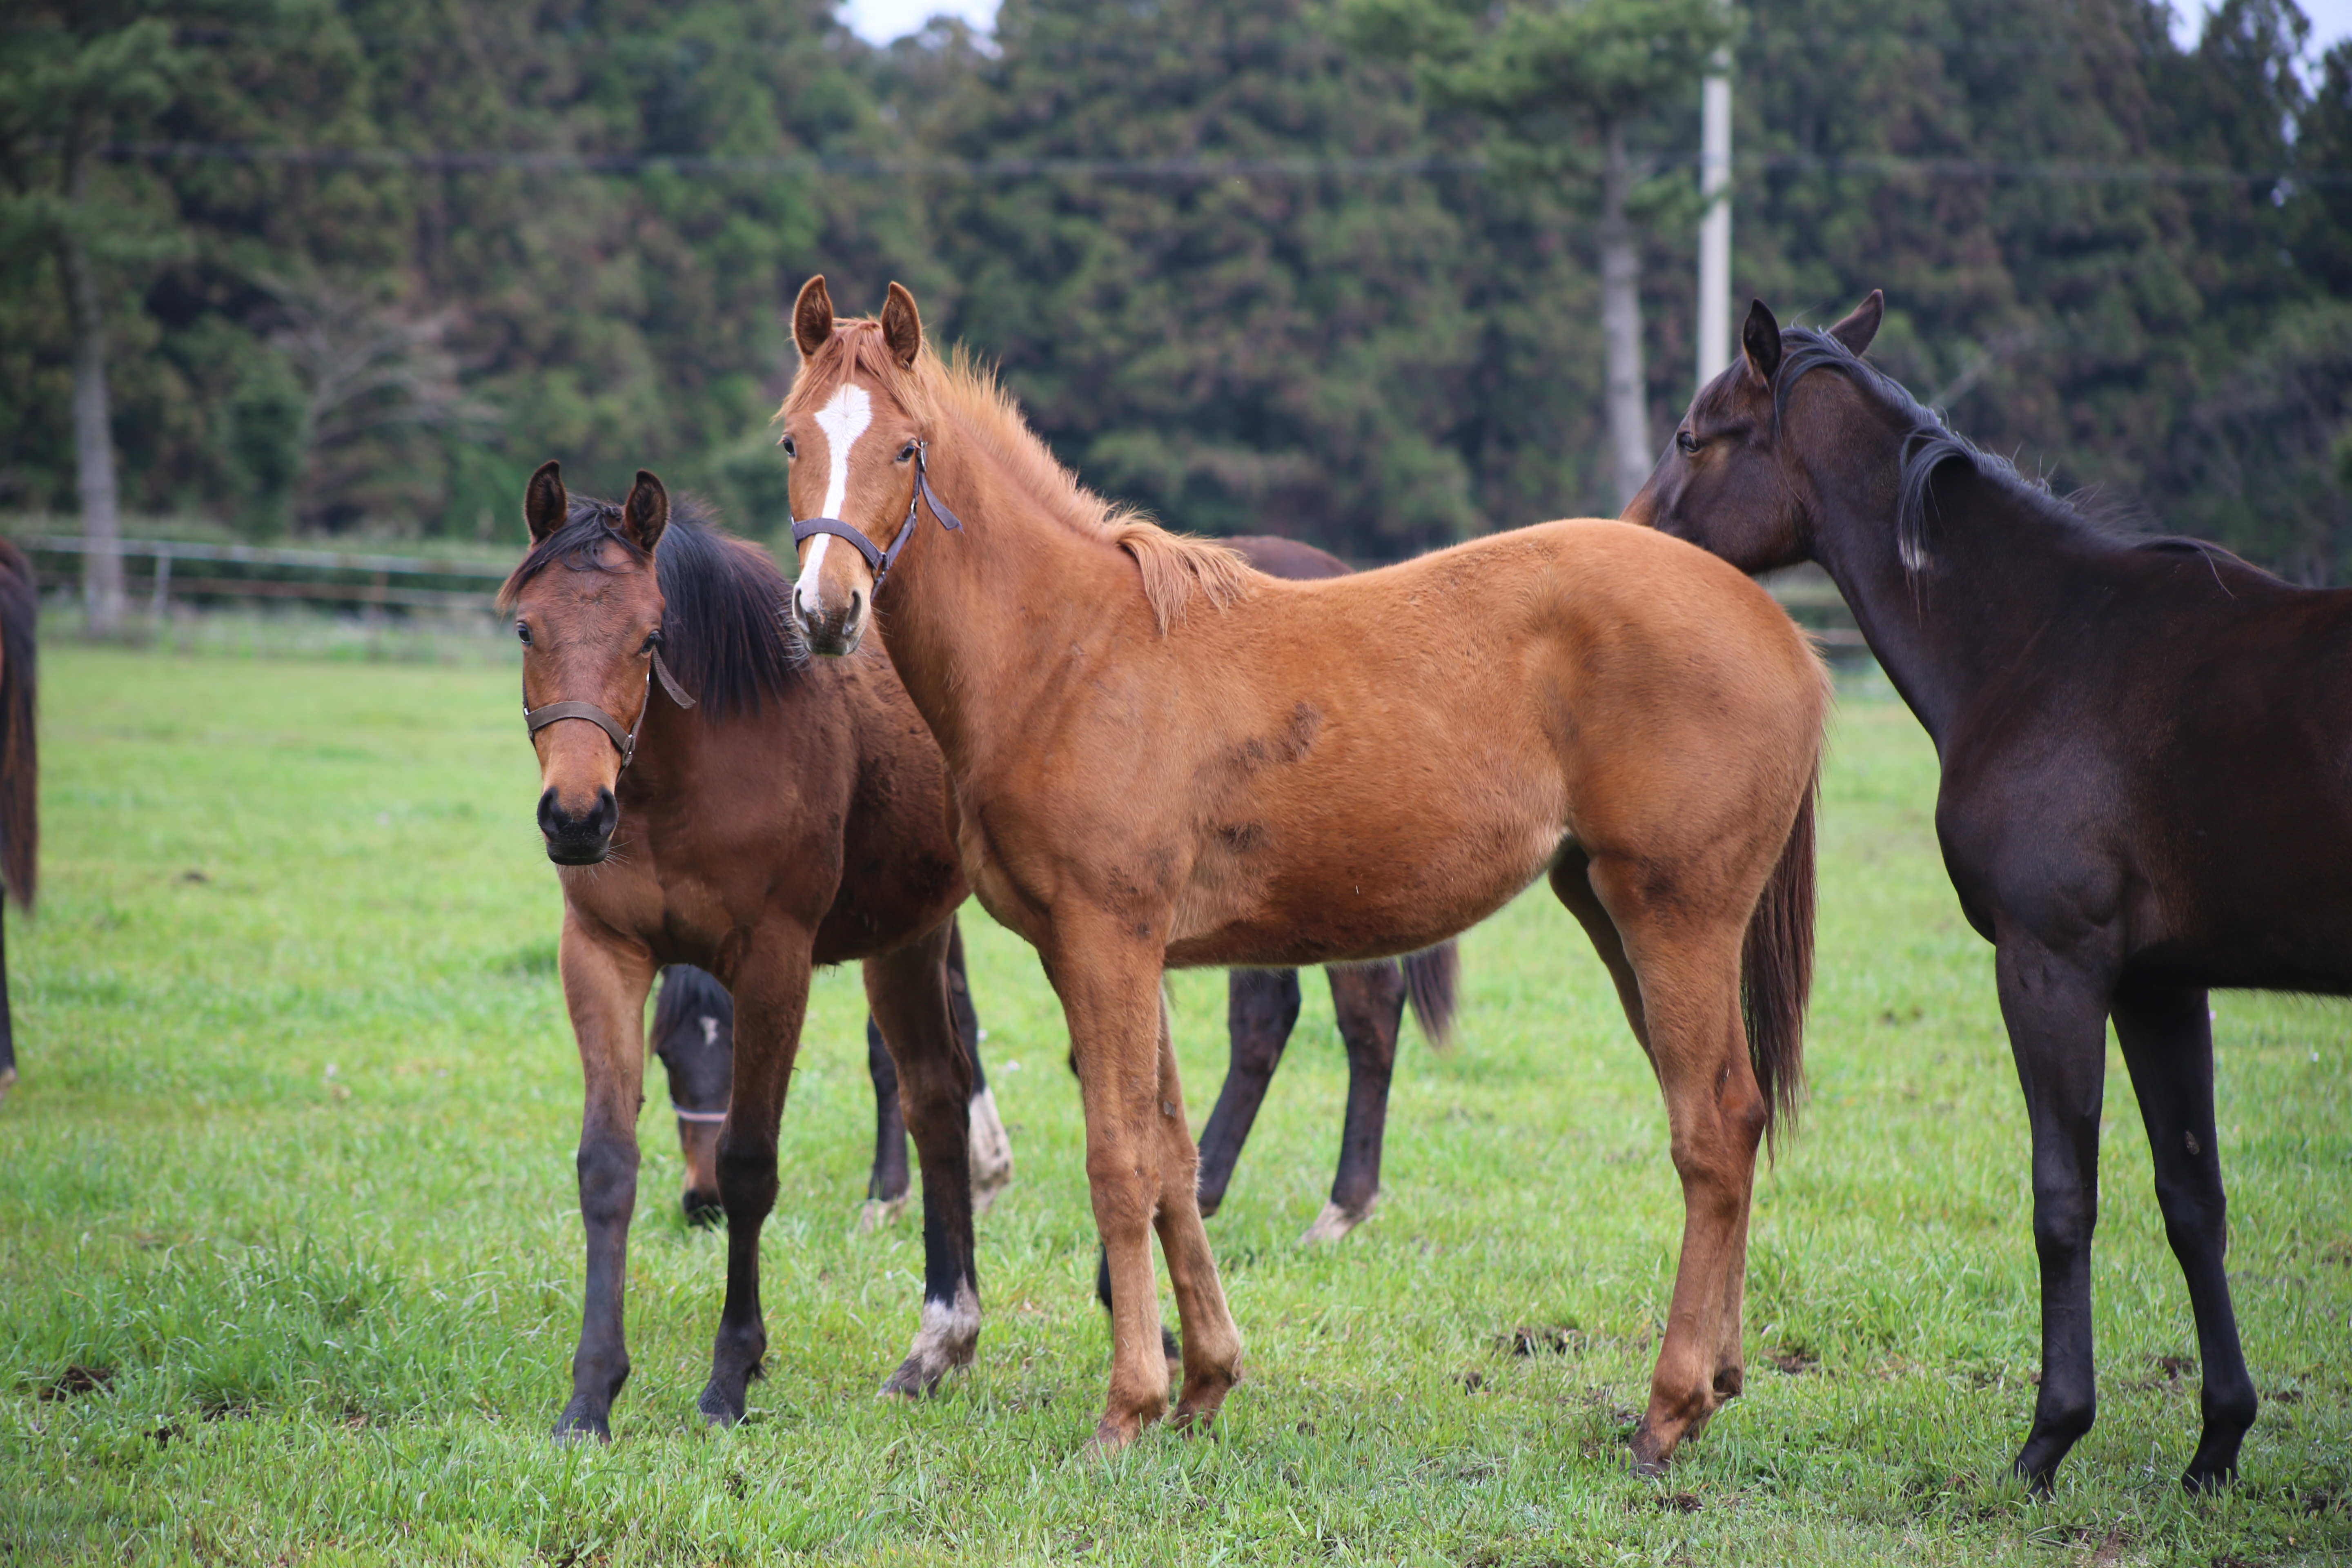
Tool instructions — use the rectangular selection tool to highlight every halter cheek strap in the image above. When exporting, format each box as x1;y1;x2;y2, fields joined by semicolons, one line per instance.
789;441;962;597
523;646;697;773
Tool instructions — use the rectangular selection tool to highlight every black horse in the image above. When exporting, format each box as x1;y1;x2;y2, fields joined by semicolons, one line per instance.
1630;290;2352;1491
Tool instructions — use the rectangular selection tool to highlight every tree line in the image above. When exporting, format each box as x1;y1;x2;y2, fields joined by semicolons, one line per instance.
6;0;2350;630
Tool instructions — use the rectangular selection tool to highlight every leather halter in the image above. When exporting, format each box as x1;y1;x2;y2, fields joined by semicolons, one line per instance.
789;441;961;597
523;646;697;772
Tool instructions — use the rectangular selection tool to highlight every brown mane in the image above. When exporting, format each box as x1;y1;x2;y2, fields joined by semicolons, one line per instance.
785;320;1253;633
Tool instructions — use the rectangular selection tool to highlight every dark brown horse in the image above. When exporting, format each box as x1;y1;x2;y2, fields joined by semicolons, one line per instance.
778;278;1825;1470
1631;291;2352;1490
0;539;35;1104
505;466;978;1441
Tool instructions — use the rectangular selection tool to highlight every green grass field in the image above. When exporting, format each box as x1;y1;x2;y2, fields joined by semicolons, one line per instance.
1;645;2345;1566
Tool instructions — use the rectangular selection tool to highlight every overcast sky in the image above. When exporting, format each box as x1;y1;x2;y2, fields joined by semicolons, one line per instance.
839;0;2352;61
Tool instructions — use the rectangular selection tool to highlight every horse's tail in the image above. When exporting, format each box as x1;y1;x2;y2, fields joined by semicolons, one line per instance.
0;540;37;911
1742;764;1817;1154
1402;942;1459;1049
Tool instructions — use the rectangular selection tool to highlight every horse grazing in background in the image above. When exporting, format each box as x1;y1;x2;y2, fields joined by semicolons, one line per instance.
777;277;1826;1471
649;931;1012;1232
0;540;35;1104
504;465;982;1442
1631;291;2352;1491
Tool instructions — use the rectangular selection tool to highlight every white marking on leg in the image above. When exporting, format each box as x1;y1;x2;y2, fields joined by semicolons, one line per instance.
880;1274;980;1396
968;1085;1014;1215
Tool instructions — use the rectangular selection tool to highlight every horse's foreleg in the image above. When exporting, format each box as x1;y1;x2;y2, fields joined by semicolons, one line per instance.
2112;982;2254;1490
866;920;981;1397
555;917;657;1442
1148;993;1243;1430
0;906;15;1102
947;920;1014;1212
1053;927;1196;1449
1306;962;1405;1243
1195;968;1300;1217
698;932;814;1428
861;1016;912;1230
1996;935;2114;1491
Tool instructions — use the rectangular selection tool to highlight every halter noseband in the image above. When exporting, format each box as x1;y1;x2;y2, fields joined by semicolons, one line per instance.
523;646;697;772
789;441;962;597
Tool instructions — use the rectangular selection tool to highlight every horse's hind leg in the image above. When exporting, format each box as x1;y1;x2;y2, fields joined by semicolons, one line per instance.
1564;855;1763;1474
699;931;815;1428
2112;982;2256;1490
861;1016;913;1230
555;915;658;1442
1303;962;1406;1243
947;921;1014;1214
867;920;981;1396
1196;968;1300;1217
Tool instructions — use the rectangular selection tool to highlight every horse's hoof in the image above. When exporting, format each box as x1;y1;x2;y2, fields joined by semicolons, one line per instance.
858;1194;913;1234
1300;1194;1375;1245
2181;1461;2239;1494
552;1403;612;1445
1628;1419;1673;1478
697;1382;747;1428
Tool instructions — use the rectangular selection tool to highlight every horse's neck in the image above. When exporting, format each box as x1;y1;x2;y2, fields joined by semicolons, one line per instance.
1806;441;2084;753
882;421;1140;771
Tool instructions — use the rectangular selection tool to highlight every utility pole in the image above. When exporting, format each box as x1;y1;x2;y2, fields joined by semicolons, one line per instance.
1695;45;1732;393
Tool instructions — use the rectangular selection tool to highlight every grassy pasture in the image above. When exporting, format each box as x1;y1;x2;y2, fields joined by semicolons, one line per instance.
0;645;2346;1566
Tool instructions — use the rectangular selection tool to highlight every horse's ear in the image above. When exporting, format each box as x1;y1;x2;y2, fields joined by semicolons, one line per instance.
1829;290;1884;356
880;281;923;369
793;275;834;361
1741;299;1783;388
525;460;568;543
621;470;669;554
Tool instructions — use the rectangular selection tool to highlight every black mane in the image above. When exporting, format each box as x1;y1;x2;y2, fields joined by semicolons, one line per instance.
500;495;803;718
1772;327;2098;577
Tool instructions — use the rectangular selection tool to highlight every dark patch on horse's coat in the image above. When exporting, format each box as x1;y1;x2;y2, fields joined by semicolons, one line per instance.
1283;702;1323;760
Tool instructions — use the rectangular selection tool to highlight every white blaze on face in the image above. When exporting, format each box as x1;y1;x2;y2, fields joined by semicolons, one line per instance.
795;382;873;611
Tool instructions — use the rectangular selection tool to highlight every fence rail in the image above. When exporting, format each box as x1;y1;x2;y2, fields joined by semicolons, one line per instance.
20;535;510;619
16;534;1869;648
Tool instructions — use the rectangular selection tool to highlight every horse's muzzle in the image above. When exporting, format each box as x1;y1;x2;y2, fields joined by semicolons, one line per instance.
539;786;619;864
791;584;866;657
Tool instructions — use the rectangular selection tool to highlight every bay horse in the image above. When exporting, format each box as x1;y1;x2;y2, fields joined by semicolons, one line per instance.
776;277;1826;1470
0;539;34;1104
504;466;980;1441
1629;290;2352;1490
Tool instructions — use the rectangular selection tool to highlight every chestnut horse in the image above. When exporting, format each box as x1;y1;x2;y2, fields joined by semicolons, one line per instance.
777;277;1827;1470
1632;291;2352;1490
0;539;34;1104
505;467;978;1441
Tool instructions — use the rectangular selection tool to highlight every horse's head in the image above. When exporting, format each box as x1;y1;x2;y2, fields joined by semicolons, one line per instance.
779;275;934;656
505;461;670;864
1627;290;1884;573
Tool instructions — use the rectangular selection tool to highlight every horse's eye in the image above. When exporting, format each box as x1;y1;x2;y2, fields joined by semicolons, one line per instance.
642;630;663;655
1676;430;1700;456
897;442;917;463
780;436;797;459
516;621;532;645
